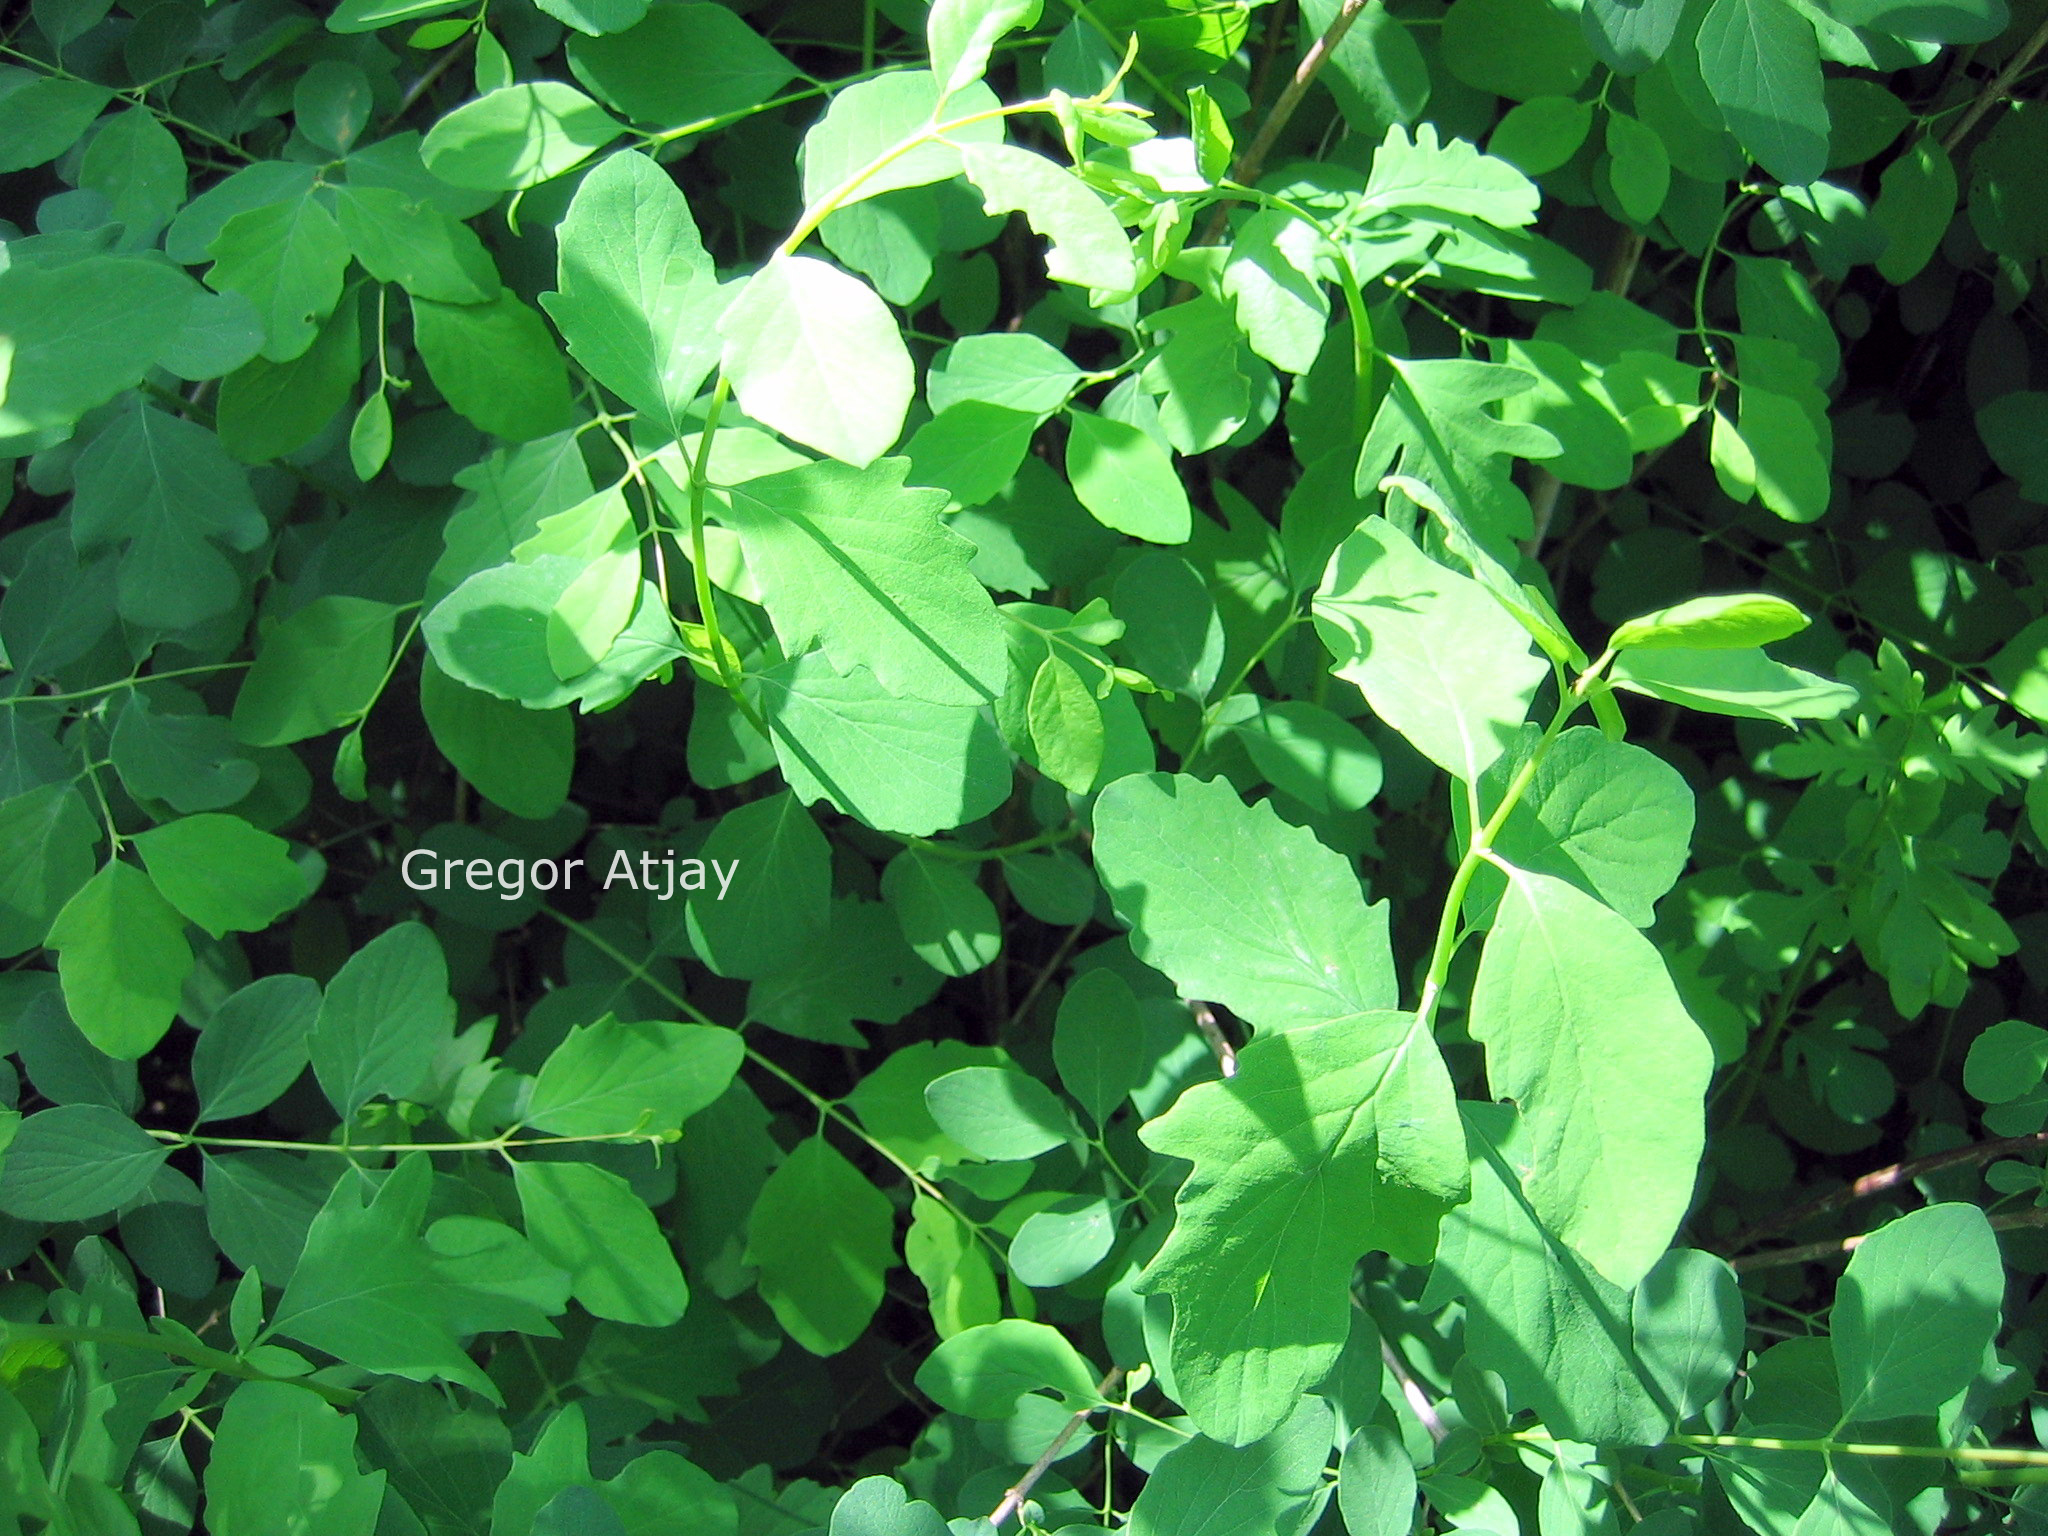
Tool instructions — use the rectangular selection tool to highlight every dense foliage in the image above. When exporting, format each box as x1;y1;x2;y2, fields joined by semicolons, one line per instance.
4;0;2048;1530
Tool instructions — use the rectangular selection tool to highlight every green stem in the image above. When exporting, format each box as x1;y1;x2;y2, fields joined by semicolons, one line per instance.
1182;607;1304;767
1414;653;1612;1026
0;1321;359;1406
147;1127;667;1155
1672;1433;2048;1468
911;824;1080;861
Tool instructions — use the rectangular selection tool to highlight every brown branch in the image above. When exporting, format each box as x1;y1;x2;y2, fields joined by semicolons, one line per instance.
1724;1129;2048;1255
1187;0;1368;256
1378;1336;1448;1442
1944;11;2048;151
1731;1206;2048;1274
1189;1000;1239;1078
989;1367;1126;1526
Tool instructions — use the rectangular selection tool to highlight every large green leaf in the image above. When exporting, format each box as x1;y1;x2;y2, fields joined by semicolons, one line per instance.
306;921;457;1117
204;1382;386;1536
46;861;193;1061
205;193;350;362
797;71;1003;213
745;1137;896;1355
1469;866;1712;1287
233;596;400;746
1127;1397;1334;1536
526;1016;743;1137
192;974;321;1124
418;660;574;821
960;143;1136;294
412;288;577;443
541;149;724;436
513;1160;689;1328
130;814;307;938
718;457;1006;705
0;254;195;437
567;4;796;128
70;401;267;631
1312;519;1547;784
1696;0;1827;187
0;1103;169;1221
0;784;99;958
683;790;831;981
716;255;914;466
1092;773;1398;1034
1832;1203;2003;1421
420;83;623;190
1137;1010;1465;1444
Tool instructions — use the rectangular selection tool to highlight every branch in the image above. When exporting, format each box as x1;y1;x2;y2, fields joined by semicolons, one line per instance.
1731;1205;2048;1274
1943;10;2048;151
1189;1001;1239;1078
989;1368;1125;1526
1723;1129;2048;1254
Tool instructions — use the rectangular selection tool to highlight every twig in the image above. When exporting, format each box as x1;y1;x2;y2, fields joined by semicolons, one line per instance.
1723;1129;2048;1254
990;1368;1126;1526
1731;1206;2048;1273
1189;1001;1239;1078
1377;1335;1447;1443
1943;12;2048;150
1188;0;1368;255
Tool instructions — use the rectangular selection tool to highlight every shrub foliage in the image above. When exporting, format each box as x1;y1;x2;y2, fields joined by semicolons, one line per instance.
1;0;2047;1531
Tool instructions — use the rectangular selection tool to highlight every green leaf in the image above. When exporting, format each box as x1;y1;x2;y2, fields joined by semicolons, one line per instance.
1873;137;1956;283
540;149;723;436
1832;1203;2003;1421
349;391;393;481
1490;96;1595;175
1138;1010;1465;1444
1582;0;1685;71
905;401;1039;508
1423;1104;1668;1445
1220;208;1330;375
1610;646;1857;722
233;596;401;746
882;848;1002;977
1338;1425;1418;1536
1480;726;1694;928
1829;0;2006;43
205;194;351;363
204;1381;386;1536
1093;772;1398;1033
1115;552;1224;700
78;108;187;246
748;897;943;1044
1611;592;1809;650
961;143;1136;294
914;1319;1099;1418
271;1155;560;1400
412;288;577;443
1025;655;1104;794
1605;110;1670;223
923;1065;1073;1159
0;254;196;437
71;400;267;631
0;1104;169;1221
716;255;914;466
420;83;623;190
1127;1397;1335;1534
306;921;456;1117
1470;865;1712;1287
537;0;650;36
329;0;469;29
1063;408;1193;544
753;651;1010;835
420;660;575;821
513;1160;688;1327
1977;390;2048;501
107;690;258;815
1229;701;1384;815
928;0;1042;97
829;1478;951;1536
684;789;831;981
718;457;1006;705
1313;520;1547;783
1443;0;1595;98
526;1016;743;1137
1009;1197;1117;1286
130;814;307;938
46;861;193;1061
335;184;496;303
1696;0;1827;187
0;784;99;958
1354;358;1560;552
1053;968;1146;1125
566;4;796;129
216;305;362;465
745;1136;896;1355
192;974;321;1124
0;70;113;173
1633;1248;1743;1420
798;71;1004;213
1963;1019;2048;1104
928;331;1082;416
